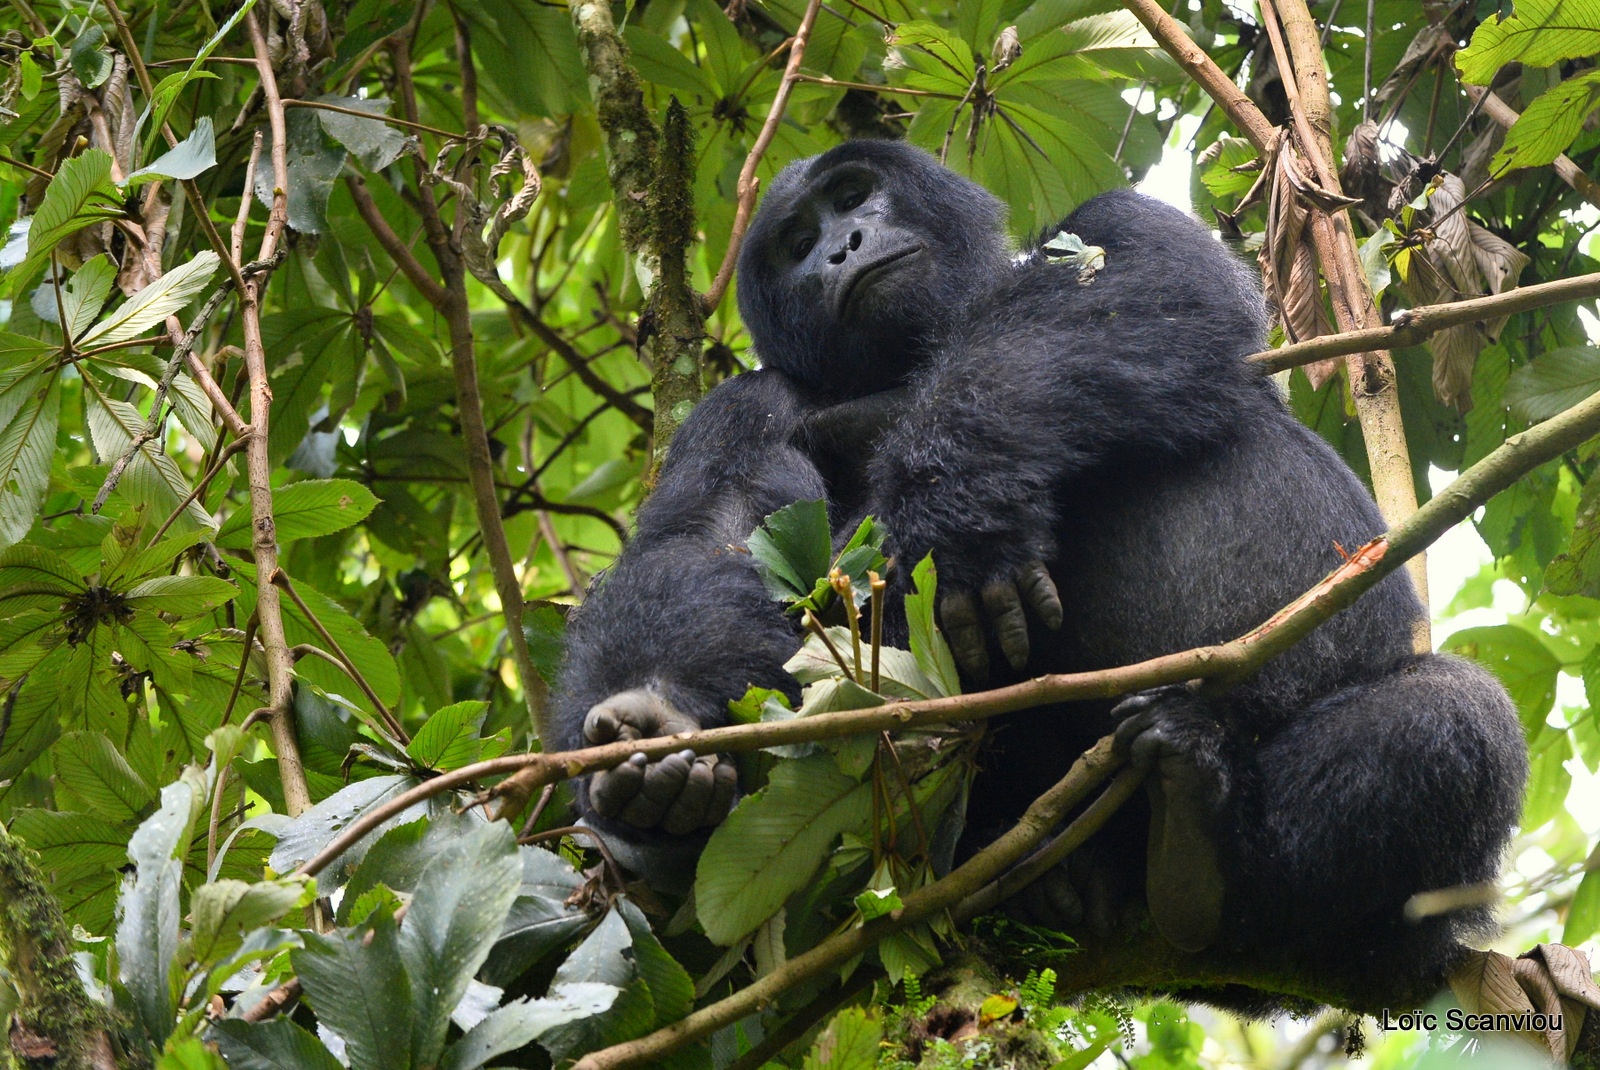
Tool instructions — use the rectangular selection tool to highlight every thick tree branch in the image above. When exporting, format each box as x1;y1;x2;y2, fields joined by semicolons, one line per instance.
1248;271;1600;371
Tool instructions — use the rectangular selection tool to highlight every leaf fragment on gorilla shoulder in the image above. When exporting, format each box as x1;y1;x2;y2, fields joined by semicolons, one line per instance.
694;755;873;945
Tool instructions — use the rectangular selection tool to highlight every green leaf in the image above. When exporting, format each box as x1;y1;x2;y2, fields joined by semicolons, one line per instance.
8;809;130;871
905;555;961;698
0;370;60;550
5;149;121;297
407;700;490;770
267;774;433;891
1522;728;1572;830
57;254;117;339
139;0;258;160
1565;867;1600;946
210;1019;347;1070
1505;346;1600;423
618;898;693;1025
1442;625;1562;735
117;773;204;1046
1492;70;1600;175
803;1006;882;1070
84;390;212;531
54;731;155;822
748;499;834;603
254;106;347;234
440;984;620;1070
1456;0;1600;84
217;479;379;548
69;25;114;88
313;96;407;171
538;909;657;1063
295;907;415;1070
398;820;523;1066
185;876;313;968
128;116;217;186
695;755;873;945
479;845;591;987
79;250;221;346
854;885;903;920
124;575;238;615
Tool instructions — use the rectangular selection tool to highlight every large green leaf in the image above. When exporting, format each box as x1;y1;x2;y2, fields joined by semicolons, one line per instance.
216;479;379;548
1492;70;1600;175
904;555;961;698
84;389;212;531
127;116;218;186
5;149;121;297
440;984;621;1070
116;773;204;1047
747;499;833;603
538;909;657;1064
79;251;221;346
54;731;156;822
1505;346;1600;423
184;877;312;968
479;845;590;987
210;1019;346;1070
8;809;130;872
397;821;523;1066
695;755;873;944
294;907;414;1070
406;700;490;770
1456;0;1600;84
0;370;60;549
125;575;238;615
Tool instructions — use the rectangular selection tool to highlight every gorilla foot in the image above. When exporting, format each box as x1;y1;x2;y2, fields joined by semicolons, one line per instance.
1112;686;1229;953
583;689;738;836
1007;846;1120;937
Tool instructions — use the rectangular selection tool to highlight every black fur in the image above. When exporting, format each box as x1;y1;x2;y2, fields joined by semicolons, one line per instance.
553;141;1526;1002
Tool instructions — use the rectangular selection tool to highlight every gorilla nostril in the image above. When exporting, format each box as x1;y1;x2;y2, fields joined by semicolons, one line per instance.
848;230;862;250
827;247;848;265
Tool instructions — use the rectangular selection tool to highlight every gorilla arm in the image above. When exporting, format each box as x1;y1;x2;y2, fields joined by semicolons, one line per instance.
554;371;825;849
864;192;1270;680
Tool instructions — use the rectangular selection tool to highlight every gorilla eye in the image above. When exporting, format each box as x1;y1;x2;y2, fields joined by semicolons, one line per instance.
790;233;816;259
837;189;867;212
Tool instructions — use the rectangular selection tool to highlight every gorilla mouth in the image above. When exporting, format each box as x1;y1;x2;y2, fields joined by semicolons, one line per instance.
839;245;924;315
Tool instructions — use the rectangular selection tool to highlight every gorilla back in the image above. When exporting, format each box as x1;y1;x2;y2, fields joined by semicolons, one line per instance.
553;140;1527;1009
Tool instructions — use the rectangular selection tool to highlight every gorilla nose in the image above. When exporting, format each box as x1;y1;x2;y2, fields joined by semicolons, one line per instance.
826;229;864;265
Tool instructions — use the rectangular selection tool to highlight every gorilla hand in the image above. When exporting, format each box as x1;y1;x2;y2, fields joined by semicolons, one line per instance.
583;689;739;836
1112;685;1229;953
938;560;1063;682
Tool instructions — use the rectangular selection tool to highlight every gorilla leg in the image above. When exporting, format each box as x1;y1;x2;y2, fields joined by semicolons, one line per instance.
1060;654;1523;968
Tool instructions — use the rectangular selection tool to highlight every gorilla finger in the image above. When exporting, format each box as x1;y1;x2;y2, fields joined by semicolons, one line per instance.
609;690;669;737
583;707;620;745
620;752;693;827
941;591;990;682
662;757;717;836
1112;708;1160;766
982;581;1030;672
705;760;739;826
1017;561;1063;631
1109;685;1191;721
590;752;648;817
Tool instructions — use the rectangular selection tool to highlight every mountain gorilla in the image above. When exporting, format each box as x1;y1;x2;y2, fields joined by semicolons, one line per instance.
553;140;1526;1000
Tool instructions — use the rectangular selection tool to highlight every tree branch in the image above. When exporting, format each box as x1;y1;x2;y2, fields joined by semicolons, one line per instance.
1247;271;1600;372
244;8;312;818
702;0;826;314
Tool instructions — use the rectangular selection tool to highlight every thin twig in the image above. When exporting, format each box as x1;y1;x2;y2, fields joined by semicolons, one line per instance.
282;98;460;141
270;569;409;743
232;132;262;264
702;0;825;313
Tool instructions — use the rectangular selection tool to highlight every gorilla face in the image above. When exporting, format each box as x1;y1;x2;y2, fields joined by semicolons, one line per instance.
738;141;1012;398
